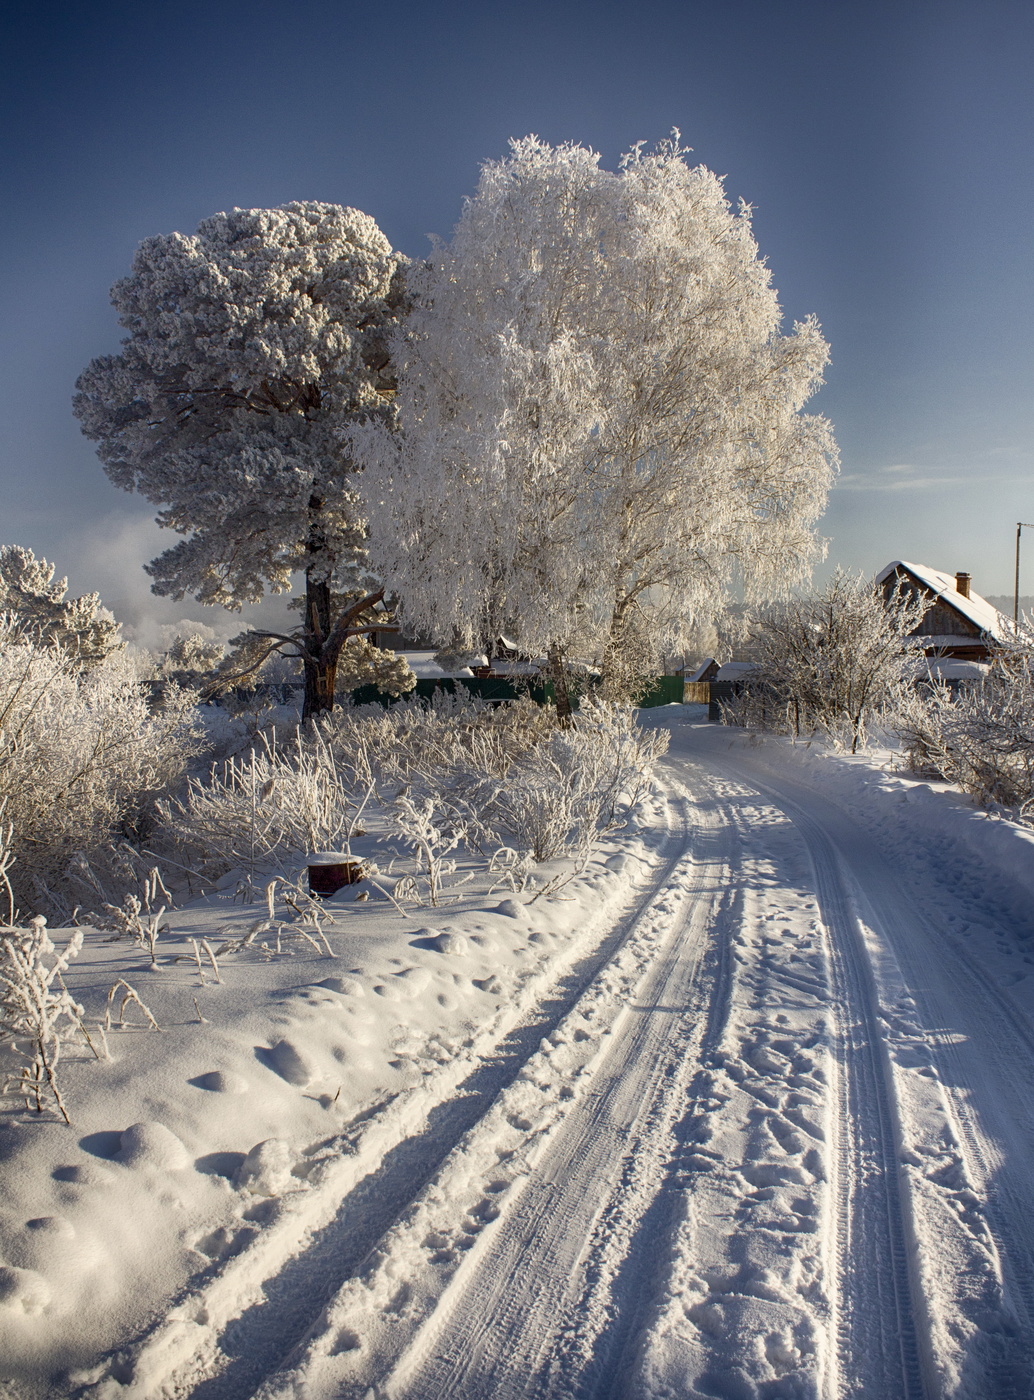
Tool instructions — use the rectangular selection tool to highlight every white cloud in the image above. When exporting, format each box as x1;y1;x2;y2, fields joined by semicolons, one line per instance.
57;508;291;651
835;463;992;493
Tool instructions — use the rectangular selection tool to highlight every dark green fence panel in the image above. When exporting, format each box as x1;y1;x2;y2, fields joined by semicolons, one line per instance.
350;673;687;710
349;676;556;708
636;675;685;708
708;679;740;722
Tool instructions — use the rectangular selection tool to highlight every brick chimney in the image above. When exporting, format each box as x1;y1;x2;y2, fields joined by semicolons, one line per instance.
955;571;971;598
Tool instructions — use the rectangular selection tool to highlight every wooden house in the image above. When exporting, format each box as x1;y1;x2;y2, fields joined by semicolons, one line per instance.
875;561;1010;662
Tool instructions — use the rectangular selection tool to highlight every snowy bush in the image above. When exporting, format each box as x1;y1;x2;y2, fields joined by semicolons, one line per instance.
725;572;930;752
338;694;665;866
0;544;121;666
160;727;375;881
326;689;554;789
0;916;88;1123
154;631;226;691
388;794;469;907
0;621;200;917
466;701;669;862
894;637;1034;818
162;690;665;901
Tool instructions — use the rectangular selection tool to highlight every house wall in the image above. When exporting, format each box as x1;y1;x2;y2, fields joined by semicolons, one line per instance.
880;568;981;637
880;564;989;658
913;600;981;637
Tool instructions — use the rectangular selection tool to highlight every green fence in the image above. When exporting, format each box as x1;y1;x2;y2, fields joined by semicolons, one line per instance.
635;675;685;708
349;676;555;708
349;674;686;710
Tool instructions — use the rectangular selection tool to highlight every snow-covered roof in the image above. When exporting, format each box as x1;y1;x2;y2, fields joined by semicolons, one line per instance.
685;658;718;682
875;561;1010;642
715;661;757;680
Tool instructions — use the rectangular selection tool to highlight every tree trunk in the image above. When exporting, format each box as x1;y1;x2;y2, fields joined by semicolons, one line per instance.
300;573;387;723
547;643;573;725
302;568;336;722
302;652;339;721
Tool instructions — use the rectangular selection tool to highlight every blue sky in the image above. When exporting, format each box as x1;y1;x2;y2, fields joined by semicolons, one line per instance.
1;0;1031;638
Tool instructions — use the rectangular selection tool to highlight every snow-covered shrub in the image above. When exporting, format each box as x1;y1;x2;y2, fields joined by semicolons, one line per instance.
155;631;226;691
327;689;554;789
432;647;484;673
335;694;664;867
388;794;469;906
894;638;1034;818
160;727;375;881
0;917;88;1123
725;572;930;752
0;621;200;917
468;700;669;861
95;869;172;966
334;636;416;697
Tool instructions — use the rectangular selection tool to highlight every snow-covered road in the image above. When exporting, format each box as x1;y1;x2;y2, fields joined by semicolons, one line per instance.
41;716;1034;1399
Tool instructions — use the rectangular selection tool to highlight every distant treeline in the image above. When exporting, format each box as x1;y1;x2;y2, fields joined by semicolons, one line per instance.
985;595;1034;616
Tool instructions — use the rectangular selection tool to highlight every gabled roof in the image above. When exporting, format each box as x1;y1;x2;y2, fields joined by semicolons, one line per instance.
685;658;718;682
875;560;1010;642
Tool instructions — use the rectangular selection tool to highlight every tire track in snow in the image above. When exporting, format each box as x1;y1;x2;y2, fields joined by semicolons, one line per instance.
689;737;1020;1397
798;799;927;1399
633;770;846;1399
775;780;1034;1395
383;785;737;1400
249;781;728;1400
78;793;697;1400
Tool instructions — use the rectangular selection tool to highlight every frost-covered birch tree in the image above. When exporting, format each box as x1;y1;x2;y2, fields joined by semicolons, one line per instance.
74;202;407;718
353;136;838;706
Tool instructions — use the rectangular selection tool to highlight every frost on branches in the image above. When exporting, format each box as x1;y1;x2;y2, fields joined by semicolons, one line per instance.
727;571;931;752
74;202;408;718
0;545;121;666
0;916;87;1124
895;631;1034;816
0;618;198;917
353;135;838;708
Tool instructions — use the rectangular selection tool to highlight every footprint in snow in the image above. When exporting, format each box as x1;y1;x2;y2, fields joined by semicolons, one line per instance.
10;1216;104;1283
317;976;365;996
259;1039;317;1087
190;1070;249;1094
52;1162;116;1187
473;976;504;995
765;1115;807;1156
0;1266;50;1315
117;1122;190;1171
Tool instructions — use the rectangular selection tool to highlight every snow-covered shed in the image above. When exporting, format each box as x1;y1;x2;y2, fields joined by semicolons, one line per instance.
875;560;1011;660
683;658;720;683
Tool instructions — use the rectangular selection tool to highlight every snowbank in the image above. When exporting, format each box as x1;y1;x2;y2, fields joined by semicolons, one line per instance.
0;803;668;1392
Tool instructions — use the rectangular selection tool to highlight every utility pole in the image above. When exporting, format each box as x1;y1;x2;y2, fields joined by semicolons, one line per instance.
1015;522;1034;623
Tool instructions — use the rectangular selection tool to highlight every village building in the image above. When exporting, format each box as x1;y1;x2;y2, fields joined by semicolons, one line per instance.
875;560;1012;667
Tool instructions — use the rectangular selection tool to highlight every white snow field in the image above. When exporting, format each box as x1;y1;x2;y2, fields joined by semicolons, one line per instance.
4;710;1034;1398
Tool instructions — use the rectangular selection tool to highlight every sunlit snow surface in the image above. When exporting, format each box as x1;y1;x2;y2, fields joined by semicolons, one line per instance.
3;709;1034;1399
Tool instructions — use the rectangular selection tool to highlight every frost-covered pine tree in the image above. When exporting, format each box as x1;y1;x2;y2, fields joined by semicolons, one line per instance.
353;136;838;707
0;545;121;665
74;202;407;718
